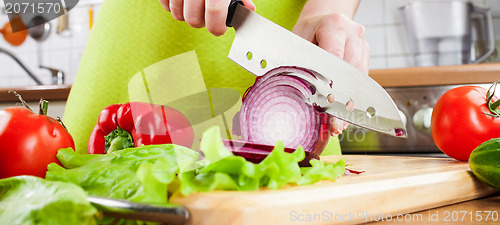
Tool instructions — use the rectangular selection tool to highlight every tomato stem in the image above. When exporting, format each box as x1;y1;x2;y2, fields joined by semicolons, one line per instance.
56;117;69;131
39;99;49;115
485;80;500;118
8;90;32;112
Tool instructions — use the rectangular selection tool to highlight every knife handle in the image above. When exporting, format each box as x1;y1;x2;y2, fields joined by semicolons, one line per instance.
226;0;243;27
87;195;190;225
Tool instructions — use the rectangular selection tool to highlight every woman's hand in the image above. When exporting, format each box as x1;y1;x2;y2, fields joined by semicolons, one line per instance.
159;0;255;36
292;0;369;136
293;14;369;75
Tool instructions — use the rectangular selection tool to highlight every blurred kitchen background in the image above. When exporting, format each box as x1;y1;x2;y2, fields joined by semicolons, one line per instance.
1;0;500;154
1;0;500;87
0;0;101;87
355;0;500;69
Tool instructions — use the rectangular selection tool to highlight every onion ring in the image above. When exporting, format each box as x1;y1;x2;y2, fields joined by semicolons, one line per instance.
231;66;331;164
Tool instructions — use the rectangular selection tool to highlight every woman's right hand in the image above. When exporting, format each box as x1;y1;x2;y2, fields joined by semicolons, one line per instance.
159;0;255;36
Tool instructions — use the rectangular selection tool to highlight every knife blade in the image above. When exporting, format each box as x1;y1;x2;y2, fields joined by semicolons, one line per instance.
226;1;407;137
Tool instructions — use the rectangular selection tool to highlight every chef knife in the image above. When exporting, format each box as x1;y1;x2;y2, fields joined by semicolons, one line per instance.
226;1;407;137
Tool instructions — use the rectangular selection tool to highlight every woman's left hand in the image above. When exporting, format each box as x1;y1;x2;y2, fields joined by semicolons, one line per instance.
293;13;369;75
292;3;369;136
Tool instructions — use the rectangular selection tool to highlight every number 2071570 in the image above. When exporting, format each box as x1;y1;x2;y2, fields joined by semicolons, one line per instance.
5;2;62;14
442;211;499;222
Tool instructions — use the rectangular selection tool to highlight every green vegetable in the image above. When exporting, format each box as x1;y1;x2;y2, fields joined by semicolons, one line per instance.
0;176;97;225
469;138;500;190
49;126;345;200
299;159;346;185
46;144;200;204
45;126;344;225
47;145;199;225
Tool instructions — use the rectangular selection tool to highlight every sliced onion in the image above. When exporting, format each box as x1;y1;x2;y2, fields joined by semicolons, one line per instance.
223;139;317;167
231;66;331;164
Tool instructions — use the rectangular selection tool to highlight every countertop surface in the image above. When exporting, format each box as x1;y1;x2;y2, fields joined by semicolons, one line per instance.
172;155;498;225
1;63;500;102
369;194;500;224
369;62;500;87
368;153;500;225
363;154;499;225
0;85;71;102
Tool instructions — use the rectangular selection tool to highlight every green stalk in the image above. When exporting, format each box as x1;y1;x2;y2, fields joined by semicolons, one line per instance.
39;99;49;115
485;80;500;118
104;127;134;154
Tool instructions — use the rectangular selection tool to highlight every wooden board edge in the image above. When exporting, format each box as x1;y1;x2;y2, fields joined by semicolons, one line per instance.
174;170;499;225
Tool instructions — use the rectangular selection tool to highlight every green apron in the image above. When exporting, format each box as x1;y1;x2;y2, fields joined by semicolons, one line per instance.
63;0;341;155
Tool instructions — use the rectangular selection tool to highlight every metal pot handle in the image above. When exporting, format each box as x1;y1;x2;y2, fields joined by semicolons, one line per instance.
470;4;495;64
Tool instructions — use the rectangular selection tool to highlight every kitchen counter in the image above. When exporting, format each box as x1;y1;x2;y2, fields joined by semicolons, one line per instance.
1;62;500;103
0;85;70;117
370;62;500;87
0;85;72;103
173;155;498;225
369;194;500;224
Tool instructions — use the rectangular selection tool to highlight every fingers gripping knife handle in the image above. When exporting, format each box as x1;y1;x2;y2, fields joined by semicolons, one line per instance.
226;0;243;27
225;0;407;137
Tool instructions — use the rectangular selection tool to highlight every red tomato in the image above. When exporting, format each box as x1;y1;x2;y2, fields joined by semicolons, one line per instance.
431;86;500;161
0;107;75;178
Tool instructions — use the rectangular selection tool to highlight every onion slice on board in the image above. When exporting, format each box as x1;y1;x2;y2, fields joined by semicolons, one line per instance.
230;66;331;164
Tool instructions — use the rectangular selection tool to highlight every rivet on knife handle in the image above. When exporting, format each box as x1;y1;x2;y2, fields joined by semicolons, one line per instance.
226;0;243;27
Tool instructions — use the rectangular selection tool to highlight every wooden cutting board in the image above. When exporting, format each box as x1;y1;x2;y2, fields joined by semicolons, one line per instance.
170;155;499;225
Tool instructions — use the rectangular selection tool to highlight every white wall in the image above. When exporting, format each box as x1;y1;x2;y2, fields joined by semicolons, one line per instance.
354;0;500;69
0;0;101;88
2;0;500;88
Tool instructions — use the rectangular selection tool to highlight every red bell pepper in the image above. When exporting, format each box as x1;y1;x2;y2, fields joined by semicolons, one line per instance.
88;102;194;154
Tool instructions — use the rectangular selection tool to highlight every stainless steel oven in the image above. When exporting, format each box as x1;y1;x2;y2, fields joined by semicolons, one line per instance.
339;83;492;153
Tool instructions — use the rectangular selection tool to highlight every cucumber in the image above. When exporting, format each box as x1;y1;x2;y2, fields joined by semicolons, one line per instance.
469;138;500;190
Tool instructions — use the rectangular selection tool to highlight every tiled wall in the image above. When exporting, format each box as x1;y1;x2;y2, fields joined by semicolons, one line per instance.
2;0;500;88
0;0;101;88
354;0;500;69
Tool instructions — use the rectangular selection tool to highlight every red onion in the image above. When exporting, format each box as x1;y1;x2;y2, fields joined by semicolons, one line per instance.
234;66;331;163
223;139;318;166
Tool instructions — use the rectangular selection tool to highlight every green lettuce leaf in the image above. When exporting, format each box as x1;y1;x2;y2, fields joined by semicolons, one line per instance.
299;159;346;185
257;141;305;189
178;127;345;194
0;176;97;225
44;126;345;224
46;144;201;204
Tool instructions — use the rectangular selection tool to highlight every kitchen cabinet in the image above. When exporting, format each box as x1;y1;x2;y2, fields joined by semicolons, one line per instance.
0;85;71;102
1;63;499;102
0;85;70;118
369;63;500;87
